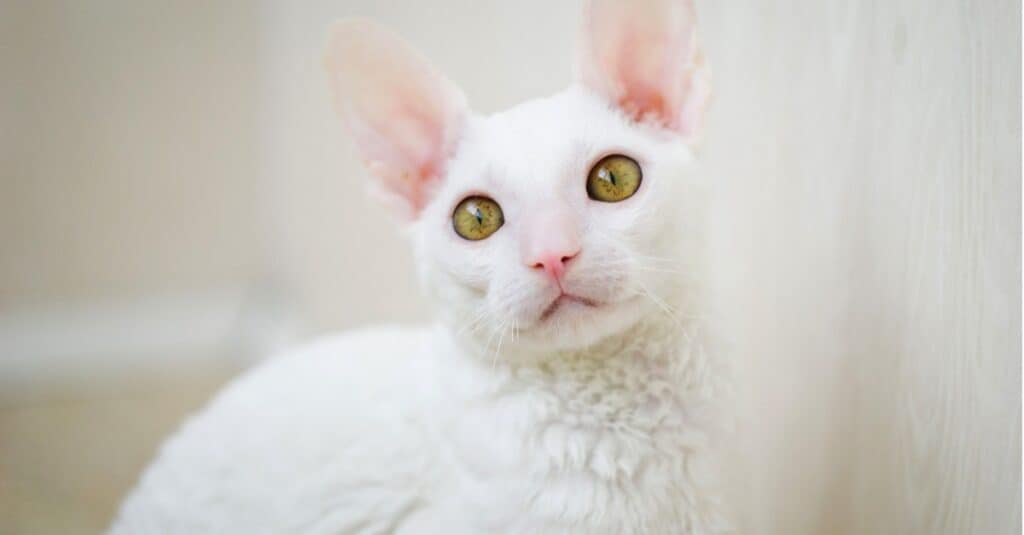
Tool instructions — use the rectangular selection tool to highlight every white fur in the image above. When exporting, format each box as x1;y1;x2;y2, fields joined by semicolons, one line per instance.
111;2;729;532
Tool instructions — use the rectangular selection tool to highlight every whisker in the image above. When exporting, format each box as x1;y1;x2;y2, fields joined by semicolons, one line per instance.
634;281;684;327
489;318;512;371
456;307;492;338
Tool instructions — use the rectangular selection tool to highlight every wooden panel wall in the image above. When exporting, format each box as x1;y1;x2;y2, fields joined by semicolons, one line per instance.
700;1;1021;533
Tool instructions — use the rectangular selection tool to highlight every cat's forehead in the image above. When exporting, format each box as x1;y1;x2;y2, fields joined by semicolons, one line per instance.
484;87;620;139
444;87;640;195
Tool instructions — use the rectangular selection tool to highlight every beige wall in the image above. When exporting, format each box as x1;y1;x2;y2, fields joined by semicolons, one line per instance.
0;1;1019;533
259;0;585;330
1;1;266;306
700;2;1020;532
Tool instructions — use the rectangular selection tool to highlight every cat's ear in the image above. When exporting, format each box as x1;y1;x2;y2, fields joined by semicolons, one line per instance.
576;0;711;142
325;19;467;220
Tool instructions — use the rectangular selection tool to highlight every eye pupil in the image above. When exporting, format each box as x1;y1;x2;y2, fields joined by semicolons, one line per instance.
453;196;504;240
587;154;641;202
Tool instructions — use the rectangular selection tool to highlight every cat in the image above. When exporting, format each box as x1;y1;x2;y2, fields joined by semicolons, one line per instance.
109;0;727;533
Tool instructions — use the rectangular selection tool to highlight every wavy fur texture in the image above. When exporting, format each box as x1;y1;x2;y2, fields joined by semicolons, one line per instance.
111;1;728;532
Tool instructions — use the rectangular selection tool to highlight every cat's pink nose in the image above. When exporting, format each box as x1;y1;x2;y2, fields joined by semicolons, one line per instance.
521;208;581;285
529;250;580;284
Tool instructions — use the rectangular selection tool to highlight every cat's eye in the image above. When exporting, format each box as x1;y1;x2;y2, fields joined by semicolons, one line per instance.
586;154;642;202
452;196;504;241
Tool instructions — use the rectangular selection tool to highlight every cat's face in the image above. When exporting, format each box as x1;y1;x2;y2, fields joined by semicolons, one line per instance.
415;89;704;353
326;0;710;356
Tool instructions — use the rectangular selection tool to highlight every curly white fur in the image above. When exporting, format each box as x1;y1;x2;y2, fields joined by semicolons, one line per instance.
112;315;729;533
111;1;729;532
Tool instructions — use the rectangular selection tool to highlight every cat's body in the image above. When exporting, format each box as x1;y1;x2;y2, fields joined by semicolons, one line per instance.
112;1;727;532
112;318;725;534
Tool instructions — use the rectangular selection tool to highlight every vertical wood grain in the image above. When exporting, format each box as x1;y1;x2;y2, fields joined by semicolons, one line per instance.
258;1;1019;531
700;0;1020;533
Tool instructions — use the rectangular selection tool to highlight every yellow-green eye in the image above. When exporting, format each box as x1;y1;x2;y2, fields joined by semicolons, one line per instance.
452;196;504;240
586;154;642;202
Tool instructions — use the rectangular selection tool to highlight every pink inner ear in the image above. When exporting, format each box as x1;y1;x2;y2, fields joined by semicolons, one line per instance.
325;19;467;219
579;0;710;139
350;91;450;214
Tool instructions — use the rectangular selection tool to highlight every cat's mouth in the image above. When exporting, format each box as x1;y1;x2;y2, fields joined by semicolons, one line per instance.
539;293;600;321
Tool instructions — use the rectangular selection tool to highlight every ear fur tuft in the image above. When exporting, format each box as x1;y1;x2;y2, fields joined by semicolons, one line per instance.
325;18;468;219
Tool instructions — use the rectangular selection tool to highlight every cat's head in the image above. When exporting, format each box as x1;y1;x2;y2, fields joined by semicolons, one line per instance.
325;0;710;357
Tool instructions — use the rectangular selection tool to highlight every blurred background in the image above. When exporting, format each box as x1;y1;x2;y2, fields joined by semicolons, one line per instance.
0;0;1020;533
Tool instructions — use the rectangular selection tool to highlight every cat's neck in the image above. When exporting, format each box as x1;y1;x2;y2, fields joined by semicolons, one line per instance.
531;313;689;366
446;310;701;382
432;307;722;451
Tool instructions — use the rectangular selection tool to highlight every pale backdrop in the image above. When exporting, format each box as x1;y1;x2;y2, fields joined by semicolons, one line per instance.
1;1;1019;533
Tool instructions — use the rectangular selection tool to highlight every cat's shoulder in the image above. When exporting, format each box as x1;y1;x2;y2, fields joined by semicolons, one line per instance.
239;323;434;385
179;323;440;445
109;324;445;534
204;323;438;411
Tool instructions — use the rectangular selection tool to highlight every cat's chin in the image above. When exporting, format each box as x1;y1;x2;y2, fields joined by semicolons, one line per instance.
513;294;646;353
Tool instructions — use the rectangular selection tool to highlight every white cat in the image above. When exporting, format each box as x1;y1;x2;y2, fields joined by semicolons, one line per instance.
110;0;727;533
